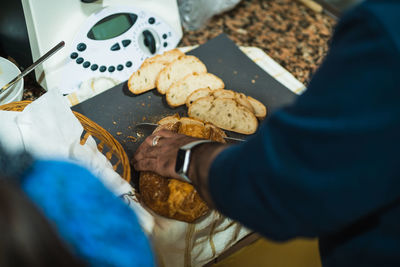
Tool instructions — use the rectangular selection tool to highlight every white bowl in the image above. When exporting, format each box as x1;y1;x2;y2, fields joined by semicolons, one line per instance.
0;57;24;105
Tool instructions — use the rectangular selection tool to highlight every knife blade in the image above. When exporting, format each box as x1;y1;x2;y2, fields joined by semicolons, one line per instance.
134;123;245;143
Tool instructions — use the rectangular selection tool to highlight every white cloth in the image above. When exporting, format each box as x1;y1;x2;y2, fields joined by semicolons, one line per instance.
0;90;251;266
0;90;154;233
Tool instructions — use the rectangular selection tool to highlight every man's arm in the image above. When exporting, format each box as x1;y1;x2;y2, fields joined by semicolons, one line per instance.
207;3;400;240
134;3;400;241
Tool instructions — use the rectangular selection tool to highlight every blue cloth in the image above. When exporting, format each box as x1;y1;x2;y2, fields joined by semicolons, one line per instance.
209;1;400;266
22;160;155;267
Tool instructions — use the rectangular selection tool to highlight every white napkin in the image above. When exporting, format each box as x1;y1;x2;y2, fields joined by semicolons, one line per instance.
0;91;252;266
0;90;154;233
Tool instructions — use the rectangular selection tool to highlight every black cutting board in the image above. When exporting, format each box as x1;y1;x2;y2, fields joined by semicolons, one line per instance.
72;34;297;186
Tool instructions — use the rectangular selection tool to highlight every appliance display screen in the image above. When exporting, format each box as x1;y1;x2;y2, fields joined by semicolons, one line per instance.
87;13;137;40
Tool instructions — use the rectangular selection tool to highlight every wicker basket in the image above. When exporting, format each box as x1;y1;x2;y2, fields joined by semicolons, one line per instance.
0;101;131;182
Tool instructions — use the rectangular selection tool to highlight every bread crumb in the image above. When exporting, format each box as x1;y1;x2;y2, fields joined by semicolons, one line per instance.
141;103;145;107
113;121;117;125
127;136;137;142
116;132;122;136
233;70;238;75
251;79;256;84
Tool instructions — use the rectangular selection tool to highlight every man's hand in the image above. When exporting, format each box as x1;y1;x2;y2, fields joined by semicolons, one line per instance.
132;130;199;179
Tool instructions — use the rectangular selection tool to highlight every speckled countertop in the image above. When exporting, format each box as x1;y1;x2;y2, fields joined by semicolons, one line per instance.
18;0;336;101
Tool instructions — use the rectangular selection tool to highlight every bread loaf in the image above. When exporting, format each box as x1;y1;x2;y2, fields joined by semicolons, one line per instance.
166;73;224;107
156;55;207;94
139;117;226;223
188;96;258;135
128;49;183;94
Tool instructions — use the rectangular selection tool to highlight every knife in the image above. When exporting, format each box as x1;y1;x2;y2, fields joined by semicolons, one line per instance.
134;123;245;143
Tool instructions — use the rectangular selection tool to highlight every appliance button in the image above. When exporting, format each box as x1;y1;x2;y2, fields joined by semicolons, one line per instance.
76;57;84;64
77;43;87;52
162;34;167;39
163;42;168;47
125;61;132;67
117;64;124;71
142;30;156;54
148;17;155;24
70;52;78;59
91;64;98;71
122;39;131;47
83;61;91;68
111;43;121;51
108;66;115;72
99;66;107;72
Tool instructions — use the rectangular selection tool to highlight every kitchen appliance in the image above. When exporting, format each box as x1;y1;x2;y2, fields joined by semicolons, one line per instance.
1;0;182;94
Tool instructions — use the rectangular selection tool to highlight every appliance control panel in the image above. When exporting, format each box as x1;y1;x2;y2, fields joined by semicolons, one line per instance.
61;6;180;94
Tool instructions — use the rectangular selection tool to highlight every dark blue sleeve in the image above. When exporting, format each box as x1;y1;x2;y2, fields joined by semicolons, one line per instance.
209;3;400;241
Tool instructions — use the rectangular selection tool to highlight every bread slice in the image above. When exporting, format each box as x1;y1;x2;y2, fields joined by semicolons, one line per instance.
156;55;207;95
128;49;183;94
211;89;236;99
186;88;213;107
187;88;253;111
247;96;267;119
166;73;224;107
158;114;180;125
234;92;254;113
145;48;184;64
188;96;258;135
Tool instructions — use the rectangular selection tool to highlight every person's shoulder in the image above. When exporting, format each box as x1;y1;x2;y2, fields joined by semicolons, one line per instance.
347;1;400;41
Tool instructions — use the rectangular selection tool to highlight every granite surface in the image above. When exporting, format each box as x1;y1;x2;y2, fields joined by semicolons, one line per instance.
12;0;336;101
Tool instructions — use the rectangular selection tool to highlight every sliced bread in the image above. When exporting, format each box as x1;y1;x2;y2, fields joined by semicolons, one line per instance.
247;96;267;119
234;92;254;113
186;88;267;120
166;73;224;107
186;88;213;107
156;55;207;95
211;89;236;99
188;96;258;135
158;113;181;125
128;49;183;94
145;48;184;64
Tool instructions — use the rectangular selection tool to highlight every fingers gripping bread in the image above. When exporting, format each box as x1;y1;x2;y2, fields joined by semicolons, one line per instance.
156;55;207;94
139;116;227;223
128;49;184;95
166;73;224;107
188;96;258;135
